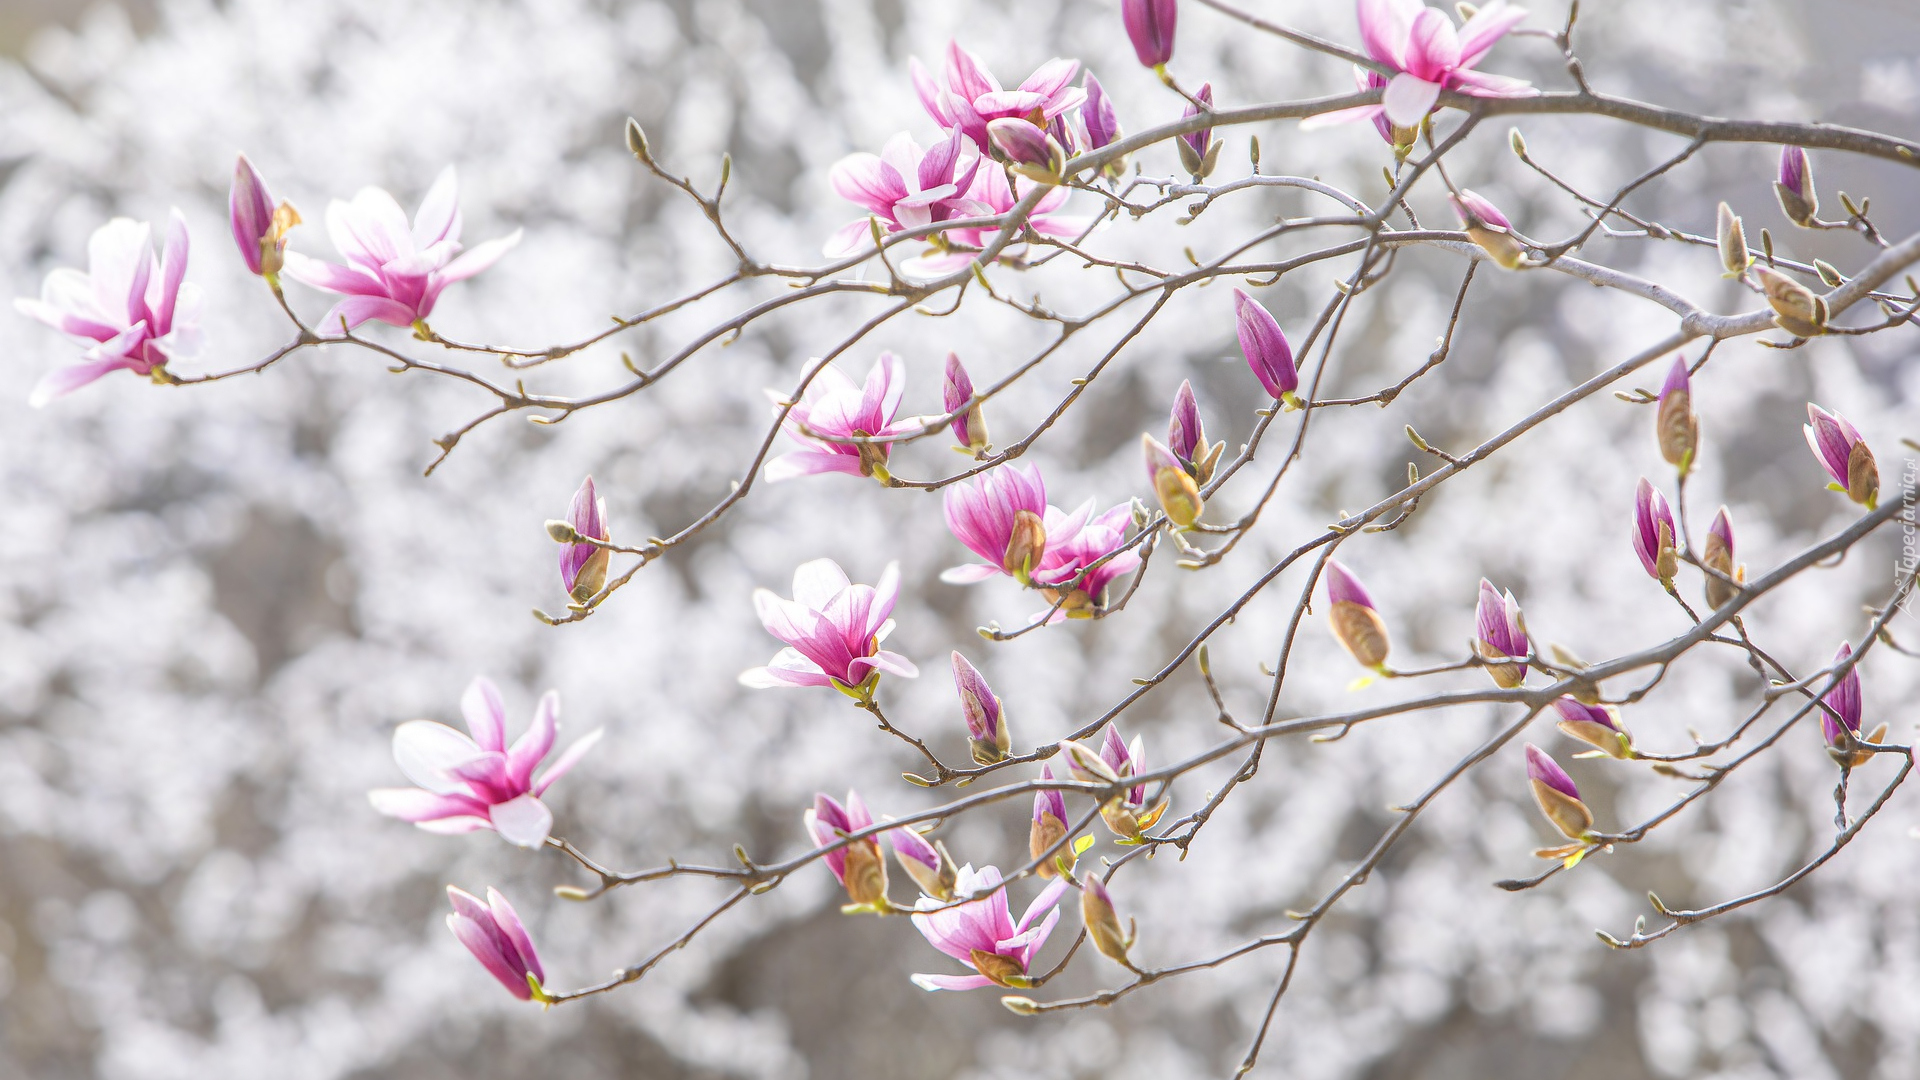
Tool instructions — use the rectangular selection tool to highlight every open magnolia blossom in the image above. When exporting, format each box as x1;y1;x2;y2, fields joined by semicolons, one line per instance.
740;559;918;696
766;353;913;484
282;166;521;331
824;129;981;258
16;212;202;407
369;678;602;848
910;864;1070;991
1354;0;1532;128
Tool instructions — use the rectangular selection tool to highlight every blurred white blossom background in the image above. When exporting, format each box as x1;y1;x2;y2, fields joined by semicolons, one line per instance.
1;1;1917;1078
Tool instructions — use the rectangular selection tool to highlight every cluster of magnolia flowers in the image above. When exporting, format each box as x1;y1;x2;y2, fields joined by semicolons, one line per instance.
14;157;519;407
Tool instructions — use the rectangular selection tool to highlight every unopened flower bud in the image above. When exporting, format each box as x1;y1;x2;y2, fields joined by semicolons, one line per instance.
1004;509;1047;581
889;825;958;901
988;118;1065;184
559;476;611;603
1552;696;1634;759
1325;559;1390;670
1144;433;1204;527
545;519;579;543
1030;766;1075;878
1525;743;1593;841
1803;404;1878;510
1631;478;1679;586
1081;73;1128;179
1178;83;1218;180
1081;877;1134;965
1002;995;1040;1015
1654;358;1699;473
1775;146;1818;227
1450;189;1528;269
1715;202;1751;277
1474;578;1529;689
952;652;1011;765
1702;507;1743;610
1753;266;1828;337
1233;289;1300;405
1819;643;1882;770
1122;0;1177;68
625;117;651;160
943;353;990;455
229;154;301;279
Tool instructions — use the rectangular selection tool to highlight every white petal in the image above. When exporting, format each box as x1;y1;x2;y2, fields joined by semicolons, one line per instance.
488;794;554;848
392;720;484;795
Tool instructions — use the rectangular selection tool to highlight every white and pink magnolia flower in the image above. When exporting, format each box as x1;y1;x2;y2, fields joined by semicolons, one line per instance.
1309;0;1532;133
15;212;202;407
912;41;1086;153
909;864;1070;991
941;464;1051;585
282;166;520;331
824;129;982;258
740;558;919;696
368;677;602;848
766;353;915;483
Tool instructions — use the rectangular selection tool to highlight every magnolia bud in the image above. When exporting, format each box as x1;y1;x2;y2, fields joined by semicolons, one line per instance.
1144;433;1203;526
1753;266;1828;337
1552;696;1634;760
1451;190;1528;269
1775;146;1818;227
1526;744;1593;841
1004;509;1047;580
1715;202;1750;277
546;519;580;543
841;837;890;908
1702;507;1742;610
1654;358;1698;473
988;118;1065;185
1325;560;1390;670
1081;877;1134;965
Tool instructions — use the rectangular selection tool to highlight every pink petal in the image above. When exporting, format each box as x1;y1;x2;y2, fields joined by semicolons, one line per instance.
507;690;560;789
434;229;521;287
461;677;508;752
28;356;136;408
939;563;1003;585
1404;8;1460;80
1357;0;1423;67
865;650;920;679
830;153;910;215
1298;103;1388;131
319;294;419;332
764;450;864;482
150;209;190;338
1455;0;1527;68
412;166;463;248
447;913;532;999
368;787;488;822
1447;68;1535;97
1017;57;1081;99
910;973;997;992
486;888;544;985
488;794;554;848
415;816;493;835
17;271;122;342
279;252;388;296
1382;73;1444;129
824;218;885;258
332;187;414;267
532;727;602;796
87;219;153;326
792;558;853;610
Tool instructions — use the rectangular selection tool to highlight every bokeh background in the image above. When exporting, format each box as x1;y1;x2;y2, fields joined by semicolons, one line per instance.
1;1;1917;1077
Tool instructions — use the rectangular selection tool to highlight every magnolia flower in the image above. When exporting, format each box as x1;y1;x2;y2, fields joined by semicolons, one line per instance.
229;154;301;279
1474;579;1529;688
282;167;520;332
909;864;1070;990
1803;404;1879;510
766;353;912;484
941;464;1051;584
1081;876;1136;965
446;886;546;1001
1122;0;1177;68
556;475;610;603
1326;559;1391;670
912;42;1086;153
1093;725;1163;839
903;164;1093;278
1234;288;1301;406
1631;478;1679;585
944;353;990;454
1820;644;1886;770
1168;380;1223;484
1144;432;1203;527
1178;82;1220;179
1451;189;1528;269
1776;146;1819;227
1525;743;1594;848
1553;696;1633;760
805;790;890;909
368;677;602;848
952;652;1011;765
1702;507;1743;610
1655;358;1699;473
740;559;918;697
888;822;957;901
1030;765;1074;878
15;212;202;407
1030;501;1142;619
1354;0;1532;129
824;129;981;258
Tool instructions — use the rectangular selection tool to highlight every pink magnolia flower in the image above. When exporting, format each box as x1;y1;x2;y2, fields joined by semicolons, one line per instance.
1318;0;1532;132
1632;477;1679;583
912;42;1086;153
941;464;1051;584
944;352;990;454
1030;764;1075;879
1122;0;1178;68
1525;742;1592;842
806;789;892;908
902;164;1094;278
909;864;1070;991
952;651;1011;765
740;558;919;696
824;129;982;258
229;154;301;278
282;167;520;331
1803;404;1879;510
766;353;913;484
446;886;546;1001
1474;578;1529;688
1030;501;1142;620
368;677;603;848
15;212;202;407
